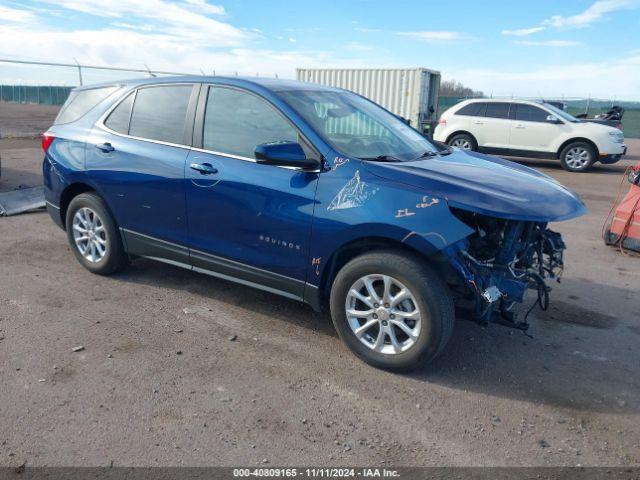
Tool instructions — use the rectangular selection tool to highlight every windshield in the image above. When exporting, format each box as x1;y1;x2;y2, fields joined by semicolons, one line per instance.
542;102;579;123
278;89;438;161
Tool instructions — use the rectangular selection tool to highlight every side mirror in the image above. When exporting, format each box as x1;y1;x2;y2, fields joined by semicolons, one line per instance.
546;114;562;124
254;141;319;170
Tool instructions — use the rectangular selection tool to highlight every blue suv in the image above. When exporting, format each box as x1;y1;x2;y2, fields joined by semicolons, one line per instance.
43;77;586;371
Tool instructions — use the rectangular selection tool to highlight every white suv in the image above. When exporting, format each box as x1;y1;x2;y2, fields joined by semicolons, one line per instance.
433;99;627;172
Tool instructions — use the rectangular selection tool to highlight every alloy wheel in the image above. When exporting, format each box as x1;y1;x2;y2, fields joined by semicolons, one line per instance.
451;138;471;149
565;147;590;169
72;207;107;263
345;274;422;355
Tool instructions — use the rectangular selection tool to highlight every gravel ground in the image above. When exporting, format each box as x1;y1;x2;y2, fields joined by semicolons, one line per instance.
0;102;59;139
0;136;639;468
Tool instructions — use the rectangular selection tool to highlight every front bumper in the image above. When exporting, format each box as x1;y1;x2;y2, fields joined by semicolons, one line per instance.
600;143;626;164
443;216;566;327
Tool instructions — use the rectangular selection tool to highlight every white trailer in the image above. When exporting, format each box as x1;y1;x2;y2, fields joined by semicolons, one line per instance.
296;68;441;135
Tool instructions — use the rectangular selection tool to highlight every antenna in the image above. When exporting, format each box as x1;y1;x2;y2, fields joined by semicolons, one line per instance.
144;64;157;77
73;57;83;86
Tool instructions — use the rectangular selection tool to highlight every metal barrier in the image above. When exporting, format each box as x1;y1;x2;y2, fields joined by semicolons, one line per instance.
0;85;73;105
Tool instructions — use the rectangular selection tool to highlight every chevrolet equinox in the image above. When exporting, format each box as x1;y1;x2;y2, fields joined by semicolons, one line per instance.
43;77;586;371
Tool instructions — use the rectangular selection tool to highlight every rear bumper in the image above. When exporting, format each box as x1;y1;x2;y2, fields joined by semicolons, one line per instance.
46;201;65;230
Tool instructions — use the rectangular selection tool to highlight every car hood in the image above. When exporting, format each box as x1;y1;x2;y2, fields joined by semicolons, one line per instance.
575;120;622;135
363;149;587;222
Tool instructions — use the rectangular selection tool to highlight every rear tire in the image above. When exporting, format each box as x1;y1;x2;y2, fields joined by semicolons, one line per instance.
329;251;455;372
65;192;127;275
559;142;596;172
447;133;477;151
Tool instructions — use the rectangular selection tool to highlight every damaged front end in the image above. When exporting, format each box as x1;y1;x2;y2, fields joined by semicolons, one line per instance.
443;208;566;331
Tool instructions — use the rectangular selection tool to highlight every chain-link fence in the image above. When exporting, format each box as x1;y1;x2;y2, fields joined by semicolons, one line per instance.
2;58;638;137
0;85;73;105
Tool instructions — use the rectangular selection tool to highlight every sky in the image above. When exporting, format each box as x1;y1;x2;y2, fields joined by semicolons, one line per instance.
1;0;639;99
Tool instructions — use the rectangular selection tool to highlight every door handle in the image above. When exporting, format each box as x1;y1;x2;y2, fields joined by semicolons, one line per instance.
190;162;218;175
95;142;114;153
474;120;484;125
515;124;525;129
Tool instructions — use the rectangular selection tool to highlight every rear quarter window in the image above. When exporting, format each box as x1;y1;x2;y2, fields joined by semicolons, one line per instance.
55;86;118;125
128;85;193;145
104;92;134;134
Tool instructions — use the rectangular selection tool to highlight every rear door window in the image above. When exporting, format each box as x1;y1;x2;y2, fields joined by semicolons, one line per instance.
128;85;193;145
104;92;134;134
455;102;486;117
484;103;510;119
514;104;549;122
202;87;297;158
55;86;118;125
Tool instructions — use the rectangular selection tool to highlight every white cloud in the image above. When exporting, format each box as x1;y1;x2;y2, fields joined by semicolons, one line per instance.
501;26;546;36
288;37;297;43
111;22;155;31
543;0;634;28
396;31;462;42
447;53;640;100
182;0;226;16
514;40;582;47
0;5;37;24
0;21;369;83
503;0;635;38
36;0;246;46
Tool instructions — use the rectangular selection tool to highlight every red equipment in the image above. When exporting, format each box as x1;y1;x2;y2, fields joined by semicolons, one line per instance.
604;163;640;254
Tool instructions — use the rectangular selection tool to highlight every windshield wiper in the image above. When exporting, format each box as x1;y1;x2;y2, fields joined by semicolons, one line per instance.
413;150;438;160
363;155;403;162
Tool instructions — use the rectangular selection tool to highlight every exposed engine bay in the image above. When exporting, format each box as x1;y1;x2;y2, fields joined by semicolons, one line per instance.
443;208;566;331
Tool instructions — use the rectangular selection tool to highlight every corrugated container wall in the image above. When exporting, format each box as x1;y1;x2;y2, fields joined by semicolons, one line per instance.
296;68;441;134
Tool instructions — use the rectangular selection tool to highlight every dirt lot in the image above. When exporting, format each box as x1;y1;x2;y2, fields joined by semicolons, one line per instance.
0;135;639;467
0;102;60;139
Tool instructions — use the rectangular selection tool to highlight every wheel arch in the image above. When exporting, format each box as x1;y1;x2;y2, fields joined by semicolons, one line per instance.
445;130;478;146
318;236;436;303
59;183;98;229
556;137;599;159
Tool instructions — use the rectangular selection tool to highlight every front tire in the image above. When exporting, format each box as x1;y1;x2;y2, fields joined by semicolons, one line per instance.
559;142;596;172
447;133;477;151
329;251;455;372
65;192;127;275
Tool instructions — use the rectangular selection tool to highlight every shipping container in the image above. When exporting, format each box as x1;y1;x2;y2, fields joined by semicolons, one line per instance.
296;68;441;135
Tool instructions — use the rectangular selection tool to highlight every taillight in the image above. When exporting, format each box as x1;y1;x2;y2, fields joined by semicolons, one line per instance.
41;132;55;152
438;116;447;125
616;123;623;131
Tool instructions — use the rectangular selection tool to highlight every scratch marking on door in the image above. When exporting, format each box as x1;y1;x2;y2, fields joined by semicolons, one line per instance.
327;170;379;211
416;196;440;209
395;208;416;218
332;157;349;170
311;257;322;275
401;231;448;247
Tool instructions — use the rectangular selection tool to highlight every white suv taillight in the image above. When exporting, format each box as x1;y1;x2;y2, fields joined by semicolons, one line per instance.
438;116;447;125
